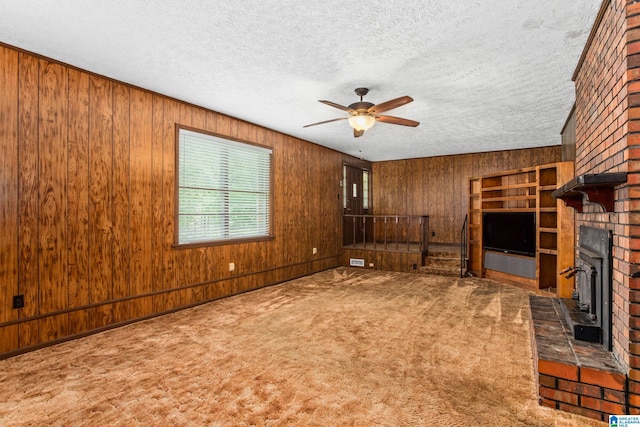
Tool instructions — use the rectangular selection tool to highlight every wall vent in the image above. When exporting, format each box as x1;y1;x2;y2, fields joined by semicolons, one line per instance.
349;258;365;267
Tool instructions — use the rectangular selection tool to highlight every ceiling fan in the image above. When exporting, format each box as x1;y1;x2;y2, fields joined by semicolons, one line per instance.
303;87;420;138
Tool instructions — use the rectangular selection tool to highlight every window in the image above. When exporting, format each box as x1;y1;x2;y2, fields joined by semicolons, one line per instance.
177;127;272;245
343;165;347;209
363;170;369;210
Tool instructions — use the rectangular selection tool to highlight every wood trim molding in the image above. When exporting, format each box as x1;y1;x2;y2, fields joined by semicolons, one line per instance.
0;260;339;360
0;256;340;329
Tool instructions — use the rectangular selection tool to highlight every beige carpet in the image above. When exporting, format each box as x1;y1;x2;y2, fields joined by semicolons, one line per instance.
0;268;605;426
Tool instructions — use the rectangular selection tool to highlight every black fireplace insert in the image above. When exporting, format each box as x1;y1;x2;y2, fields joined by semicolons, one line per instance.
560;226;613;350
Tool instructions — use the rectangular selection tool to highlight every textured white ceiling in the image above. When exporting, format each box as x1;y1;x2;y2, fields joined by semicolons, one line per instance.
0;0;601;161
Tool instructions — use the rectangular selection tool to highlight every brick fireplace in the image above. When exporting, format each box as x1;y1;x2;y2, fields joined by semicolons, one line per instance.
528;0;640;420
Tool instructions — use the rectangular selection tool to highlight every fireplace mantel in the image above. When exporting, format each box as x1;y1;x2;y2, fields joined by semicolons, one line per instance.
552;173;627;212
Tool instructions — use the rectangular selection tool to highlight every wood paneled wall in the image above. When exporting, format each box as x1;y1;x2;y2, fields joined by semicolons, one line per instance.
0;44;367;357
372;146;562;243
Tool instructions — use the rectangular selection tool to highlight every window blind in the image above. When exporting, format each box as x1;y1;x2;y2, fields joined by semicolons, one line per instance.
178;128;272;244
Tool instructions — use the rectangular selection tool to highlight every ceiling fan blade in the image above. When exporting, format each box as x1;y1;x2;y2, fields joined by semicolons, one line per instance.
368;96;413;114
303;117;348;128
319;100;354;112
354;129;364;138
375;115;420;127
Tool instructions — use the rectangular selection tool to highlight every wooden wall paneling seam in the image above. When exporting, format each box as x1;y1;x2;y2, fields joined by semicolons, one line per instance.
420;159;430;239
454;156;464;232
458;154;473;240
302;138;311;267
445;156;456;241
267;131;279;281
214;114;232;290
151;95;164;311
17;52;40;349
405;160;414;216
227;114;242;298
287;136;298;265
177;103;193;303
205;111;217;134
129;88;153;319
38;59;69;343
317;144;327;261
325;149;336;257
256;128;270;275
112;82;131;324
272;134;283;272
88;75;114;329
236;117;256;143
202;110;219;298
190;107;206;301
290;138;309;263
415;159;425;217
316;147;327;260
428;157;439;241
395;162;408;220
66;67;90;337
162;99;180;311
0;46;19;352
314;145;340;260
300;141;309;267
284;138;294;273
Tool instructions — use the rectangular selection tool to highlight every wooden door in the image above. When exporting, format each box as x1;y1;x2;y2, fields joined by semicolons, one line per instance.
343;165;369;245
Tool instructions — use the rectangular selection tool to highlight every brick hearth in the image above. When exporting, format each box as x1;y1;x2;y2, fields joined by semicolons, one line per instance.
529;295;626;421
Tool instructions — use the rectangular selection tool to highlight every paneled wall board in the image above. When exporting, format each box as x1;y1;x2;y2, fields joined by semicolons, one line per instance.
373;146;562;243
0;44;358;357
18;53;41;346
0;46;19;353
38;59;69;342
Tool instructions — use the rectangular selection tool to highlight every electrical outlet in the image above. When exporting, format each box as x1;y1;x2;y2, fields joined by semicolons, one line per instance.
229;262;235;272
13;295;24;309
369;263;374;268
431;231;435;237
313;247;317;255
412;264;417;270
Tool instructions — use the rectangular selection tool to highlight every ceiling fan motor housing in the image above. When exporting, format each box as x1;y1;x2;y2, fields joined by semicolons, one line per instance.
348;101;375;112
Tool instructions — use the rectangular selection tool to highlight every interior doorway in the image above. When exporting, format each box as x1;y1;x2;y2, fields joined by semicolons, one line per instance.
343;164;370;245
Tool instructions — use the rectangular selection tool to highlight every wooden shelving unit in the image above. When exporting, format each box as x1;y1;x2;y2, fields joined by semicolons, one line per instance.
468;162;575;296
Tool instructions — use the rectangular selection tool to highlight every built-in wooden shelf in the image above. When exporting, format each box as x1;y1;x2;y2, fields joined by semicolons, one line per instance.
552;173;627;212
539;248;558;255
539;227;557;233
468;162;575;297
481;208;536;213
482;195;536;202
481;183;536;191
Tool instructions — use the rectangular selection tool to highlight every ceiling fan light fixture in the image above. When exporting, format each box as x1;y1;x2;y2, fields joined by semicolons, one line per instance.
348;114;376;131
304;88;419;133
